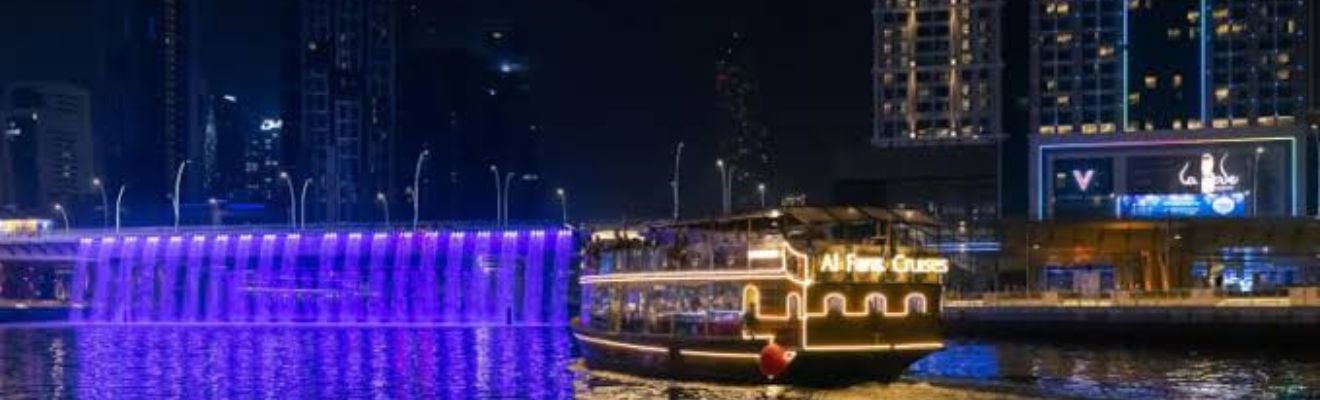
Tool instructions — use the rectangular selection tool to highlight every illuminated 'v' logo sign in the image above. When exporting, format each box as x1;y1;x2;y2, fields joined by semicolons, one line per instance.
1072;169;1096;192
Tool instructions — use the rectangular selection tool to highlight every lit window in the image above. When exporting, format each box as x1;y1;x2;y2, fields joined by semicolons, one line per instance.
1215;87;1230;102
1144;74;1157;89
1172;74;1183;88
1128;92;1141;105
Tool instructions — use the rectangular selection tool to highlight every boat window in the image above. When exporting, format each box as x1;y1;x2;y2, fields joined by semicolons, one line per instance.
825;294;846;317
742;285;759;314
786;293;800;320
866;293;886;315
906;293;928;315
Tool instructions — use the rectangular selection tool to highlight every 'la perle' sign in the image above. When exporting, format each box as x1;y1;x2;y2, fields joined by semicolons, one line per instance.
818;253;950;274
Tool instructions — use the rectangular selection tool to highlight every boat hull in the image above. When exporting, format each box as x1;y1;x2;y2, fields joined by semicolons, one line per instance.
575;331;936;387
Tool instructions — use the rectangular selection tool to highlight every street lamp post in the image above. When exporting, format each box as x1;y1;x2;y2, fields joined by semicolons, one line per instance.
376;192;390;228
114;185;125;233
413;149;430;230
757;182;767;209
490;165;502;225
172;160;190;229
279;172;296;228
299;178;312;229
556;188;568;226
1254;146;1265;216
53;204;69;232
716;159;734;215
671;142;684;220
92;178;108;228
207;198;220;227
502;172;515;226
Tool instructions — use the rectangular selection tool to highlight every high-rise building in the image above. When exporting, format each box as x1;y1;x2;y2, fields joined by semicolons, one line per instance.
284;0;398;222
202;95;253;200
0;83;96;214
244;118;284;204
396;1;543;222
1030;0;1313;220
1032;0;1306;135
871;0;1005;145
95;0;205;219
715;31;774;208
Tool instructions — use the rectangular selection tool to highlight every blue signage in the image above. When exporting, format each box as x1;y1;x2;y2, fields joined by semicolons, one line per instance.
1117;192;1247;219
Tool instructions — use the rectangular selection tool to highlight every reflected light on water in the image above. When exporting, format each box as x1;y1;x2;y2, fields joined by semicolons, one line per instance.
0;327;1317;399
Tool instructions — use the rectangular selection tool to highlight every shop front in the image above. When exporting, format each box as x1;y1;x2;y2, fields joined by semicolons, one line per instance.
1032;132;1301;220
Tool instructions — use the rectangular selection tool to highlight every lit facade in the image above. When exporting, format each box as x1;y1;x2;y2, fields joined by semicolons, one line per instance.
716;31;774;206
1029;0;1312;220
95;0;205;216
1032;0;1306;135
286;0;398;222
0;83;95;213
872;0;1004;145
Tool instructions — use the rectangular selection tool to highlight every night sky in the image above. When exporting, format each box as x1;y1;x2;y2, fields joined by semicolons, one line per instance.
0;0;873;221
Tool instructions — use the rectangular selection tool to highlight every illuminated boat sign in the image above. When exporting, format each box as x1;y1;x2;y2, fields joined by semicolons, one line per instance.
818;253;949;274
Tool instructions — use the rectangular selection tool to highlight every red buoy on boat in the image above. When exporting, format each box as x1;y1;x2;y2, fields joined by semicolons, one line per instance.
759;343;792;379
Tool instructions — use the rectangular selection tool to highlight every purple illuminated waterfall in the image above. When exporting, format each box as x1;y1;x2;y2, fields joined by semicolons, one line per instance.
67;228;574;325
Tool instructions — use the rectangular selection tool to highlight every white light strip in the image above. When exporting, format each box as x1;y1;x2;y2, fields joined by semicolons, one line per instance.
581;269;792;285
747;249;782;260
573;333;668;354
680;349;761;360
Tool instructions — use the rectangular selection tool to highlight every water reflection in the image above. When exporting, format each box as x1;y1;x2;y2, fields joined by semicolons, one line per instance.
0;327;1316;399
910;341;1320;399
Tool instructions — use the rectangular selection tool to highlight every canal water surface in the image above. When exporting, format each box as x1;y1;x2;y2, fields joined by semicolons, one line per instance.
0;326;1315;399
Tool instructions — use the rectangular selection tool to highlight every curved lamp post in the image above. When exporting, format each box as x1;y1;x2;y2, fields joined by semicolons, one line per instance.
757;182;767;209
279;172;296;228
413;149;430;230
556;188;568;226
173;160;190;229
92;177;108;228
490;165;502;225
376;192;391;228
716;159;735;215
53;203;69;232
299;178;312;229
114;185;126;233
672;142;684;220
207;197;220;227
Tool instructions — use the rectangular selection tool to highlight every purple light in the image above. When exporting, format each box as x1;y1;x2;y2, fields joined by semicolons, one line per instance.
71;227;572;326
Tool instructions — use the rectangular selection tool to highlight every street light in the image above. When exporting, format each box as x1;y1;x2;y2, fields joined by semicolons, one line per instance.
502;172;516;226
411;149;427;232
413;149;430;230
376;192;391;228
757;182;767;209
556;188;568;226
52;203;69;232
172;160;190;229
207;198;220;227
114;185;126;233
716;159;735;215
490;165;502;225
279;172;296;228
671;142;684;220
1254;146;1265;216
299;178;312;229
92;177;108;228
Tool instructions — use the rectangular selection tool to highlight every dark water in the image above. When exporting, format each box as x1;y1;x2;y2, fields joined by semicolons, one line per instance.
0;326;1316;399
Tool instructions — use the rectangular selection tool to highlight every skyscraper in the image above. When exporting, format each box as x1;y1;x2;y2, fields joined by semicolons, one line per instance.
1031;0;1307;135
1029;0;1313;220
95;0;205;219
0;83;95;214
284;0;398;222
245;118;284;204
715;30;774;208
203;94;253;201
871;0;1005;145
397;1;543;222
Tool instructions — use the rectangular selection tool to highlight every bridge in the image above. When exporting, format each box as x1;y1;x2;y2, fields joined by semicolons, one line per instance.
0;226;575;325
